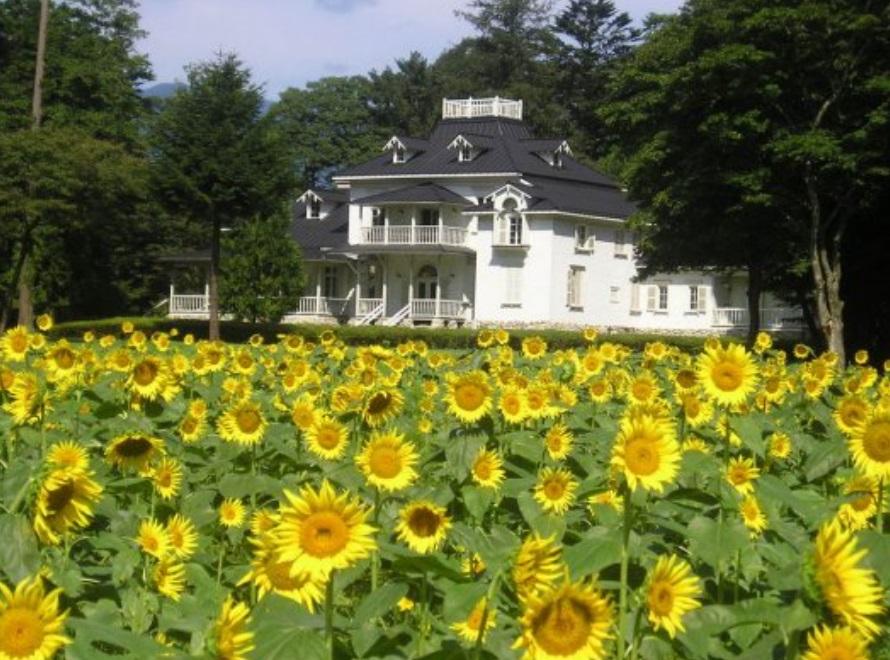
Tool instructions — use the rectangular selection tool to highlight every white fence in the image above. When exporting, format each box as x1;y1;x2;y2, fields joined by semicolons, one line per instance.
360;225;468;247
410;299;466;320
442;97;523;120
169;294;208;317
712;307;804;330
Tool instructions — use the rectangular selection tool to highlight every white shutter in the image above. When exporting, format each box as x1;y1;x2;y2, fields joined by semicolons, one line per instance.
495;216;507;245
630;284;641;312
584;233;596;251
646;285;657;311
574;224;583;247
697;285;708;312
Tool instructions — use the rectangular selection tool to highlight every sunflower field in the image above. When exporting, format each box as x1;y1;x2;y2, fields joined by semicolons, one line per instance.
1;319;889;659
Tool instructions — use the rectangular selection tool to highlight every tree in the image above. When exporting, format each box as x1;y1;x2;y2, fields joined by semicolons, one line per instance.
552;0;639;158
269;76;385;190
150;53;295;340
368;52;440;137
219;212;304;323
601;0;890;359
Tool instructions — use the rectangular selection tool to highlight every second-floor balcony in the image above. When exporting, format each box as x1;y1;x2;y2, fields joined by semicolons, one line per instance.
360;225;469;247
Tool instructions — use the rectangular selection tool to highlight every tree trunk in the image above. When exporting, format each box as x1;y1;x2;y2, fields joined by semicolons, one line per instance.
745;265;762;346
208;216;221;341
16;0;50;330
1;233;31;331
806;175;846;363
796;285;821;350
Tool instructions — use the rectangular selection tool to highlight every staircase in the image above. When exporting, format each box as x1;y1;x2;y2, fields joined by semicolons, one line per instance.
382;304;411;327
356;302;384;326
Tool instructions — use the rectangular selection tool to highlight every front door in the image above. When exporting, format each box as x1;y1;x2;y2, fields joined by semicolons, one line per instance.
416;265;437;300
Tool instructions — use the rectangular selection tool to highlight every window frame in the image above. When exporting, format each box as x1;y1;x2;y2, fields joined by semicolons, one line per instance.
566;265;584;310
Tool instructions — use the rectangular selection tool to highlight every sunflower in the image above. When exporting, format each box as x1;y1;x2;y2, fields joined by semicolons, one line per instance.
356;430;418;492
834;396;870;436
836;475;879;531
0;575;70;659
179;410;207;444
239;537;325;612
219;499;247;528
136;518;171;559
628;372;660;404
645;555;701;638
305;417;349;460
33;468;103;545
801;625;870;660
362;389;404;428
3;372;47;426
44;341;80;385
680;394;712;428
250;509;280;537
290;396;318;431
522;336;548;360
767;432;792;460
544;422;574;460
848;409;890;479
726;456;760;495
127;356;171;401
588;379;612;403
46;441;89;472
587;490;623;515
451;598;496;644
105;433;165;473
513;534;564;601
477;329;495;348
396;501;451;554
166;514;199;560
499;386;528;425
276;480;376;578
0;326;30;362
151;457;183;500
217;399;267;446
534;467;577;515
811;520;885;638
696;342;758;407
515;579;614;660
213;597;254;660
471;449;505;489
611;413;680;493
153;557;186;601
446;371;493;424
739;496;768;537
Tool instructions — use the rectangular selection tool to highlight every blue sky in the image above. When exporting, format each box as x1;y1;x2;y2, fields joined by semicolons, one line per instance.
137;0;683;98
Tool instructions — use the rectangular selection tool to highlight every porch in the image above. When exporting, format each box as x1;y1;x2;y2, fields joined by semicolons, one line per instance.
712;307;805;331
359;225;468;247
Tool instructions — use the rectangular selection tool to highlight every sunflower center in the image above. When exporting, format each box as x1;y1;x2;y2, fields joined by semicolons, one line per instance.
134;361;159;386
316;427;341;450
819;642;858;660
711;361;743;392
841;405;866;427
532;597;593;656
115;436;152;458
236;409;262;434
181;417;198;434
301;511;349;557
544;479;565;500
863;421;890;462
46;480;75;514
54;349;75;369
677;370;696;388
10;334;28;354
369;446;401;478
625;437;660;476
267;559;303;590
455;383;485;411
408;508;441;538
850;493;873;512
648;583;675;616
503;396;521;415
685;400;701;418
366;393;392;415
474;460;492;480
632;382;652;400
0;607;45;656
729;467;749;485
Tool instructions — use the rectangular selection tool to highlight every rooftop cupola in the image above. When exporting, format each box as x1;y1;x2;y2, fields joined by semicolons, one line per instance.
442;96;523;120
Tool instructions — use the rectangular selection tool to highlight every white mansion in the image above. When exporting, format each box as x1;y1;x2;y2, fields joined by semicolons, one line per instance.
168;97;800;332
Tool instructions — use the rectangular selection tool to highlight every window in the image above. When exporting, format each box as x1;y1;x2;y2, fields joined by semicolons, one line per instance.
504;267;522;306
553;150;563;168
610;286;620;304
307;196;322;219
689;285;708;312
630;284;641;312
495;200;524;246
458;143;472;162
575;224;595;251
371;208;386;226
323;266;338;298
508;215;523;245
420;208;439;226
614;230;629;258
393;145;406;163
646;284;668;311
567;266;584;309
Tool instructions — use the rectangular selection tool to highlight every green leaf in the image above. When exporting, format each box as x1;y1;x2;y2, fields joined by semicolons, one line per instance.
686;515;749;570
252;595;326;660
67;617;169;659
353;581;408;623
462;485;494;521
564;526;622;579
0;513;41;583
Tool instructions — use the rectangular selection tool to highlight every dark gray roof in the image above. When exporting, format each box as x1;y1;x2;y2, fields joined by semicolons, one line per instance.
353;183;471;206
389;136;429;151
522;176;636;218
307;188;349;203
291;199;349;260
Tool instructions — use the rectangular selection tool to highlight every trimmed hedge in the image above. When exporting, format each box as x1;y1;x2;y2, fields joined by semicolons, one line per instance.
47;316;743;352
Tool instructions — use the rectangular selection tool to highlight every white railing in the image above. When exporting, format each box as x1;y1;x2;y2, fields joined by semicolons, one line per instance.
170;294;209;315
410;299;466;320
383;304;411;327
712;307;805;329
295;297;351;316
442;97;523;120
357;300;384;326
357;298;384;317
360;225;468;247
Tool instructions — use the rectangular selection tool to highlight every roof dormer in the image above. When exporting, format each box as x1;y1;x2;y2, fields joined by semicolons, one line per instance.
447;135;478;163
297;189;325;219
383;136;426;164
545;141;573;168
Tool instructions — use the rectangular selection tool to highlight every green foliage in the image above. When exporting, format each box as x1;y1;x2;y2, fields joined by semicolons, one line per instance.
219;213;305;323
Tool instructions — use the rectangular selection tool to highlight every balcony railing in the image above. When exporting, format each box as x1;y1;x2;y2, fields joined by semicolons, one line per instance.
712;307;805;329
295;296;351;316
360;225;468;247
442;97;523;120
357;298;384;317
169;294;209;316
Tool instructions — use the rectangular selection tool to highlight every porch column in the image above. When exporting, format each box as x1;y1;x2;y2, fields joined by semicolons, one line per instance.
435;255;441;318
438;209;443;244
203;281;209;311
410;207;416;244
384;209;389;244
408;256;414;317
169;282;175;314
355;262;362;315
315;266;322;315
381;260;388;315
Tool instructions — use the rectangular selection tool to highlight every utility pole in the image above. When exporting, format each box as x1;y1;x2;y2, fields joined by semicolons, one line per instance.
17;0;50;329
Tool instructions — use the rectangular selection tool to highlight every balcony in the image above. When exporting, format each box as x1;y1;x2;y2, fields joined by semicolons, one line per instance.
293;296;351;317
360;225;468;247
442;97;523;120
712;307;805;330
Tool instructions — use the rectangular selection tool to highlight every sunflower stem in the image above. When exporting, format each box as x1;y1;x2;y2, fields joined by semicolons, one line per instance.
629;604;644;660
216;537;226;585
325;573;335;660
618;484;633;658
472;570;502;659
417;572;429;657
878;478;885;533
371;489;381;592
733;549;741;603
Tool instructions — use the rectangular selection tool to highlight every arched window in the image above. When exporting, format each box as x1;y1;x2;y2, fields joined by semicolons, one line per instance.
495;198;523;245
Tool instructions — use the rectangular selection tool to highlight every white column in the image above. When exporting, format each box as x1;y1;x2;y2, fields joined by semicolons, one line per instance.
435;255;441;318
203;282;209;311
411;207;416;244
381;260;388;315
169;283;175;314
355;263;362;315
315;266;322;314
408;256;414;316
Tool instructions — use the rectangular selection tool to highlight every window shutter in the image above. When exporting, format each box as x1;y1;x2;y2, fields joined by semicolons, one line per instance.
697;285;708;312
630;284;640;312
646;285;657;311
495;216;506;245
566;269;573;306
574;224;583;246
